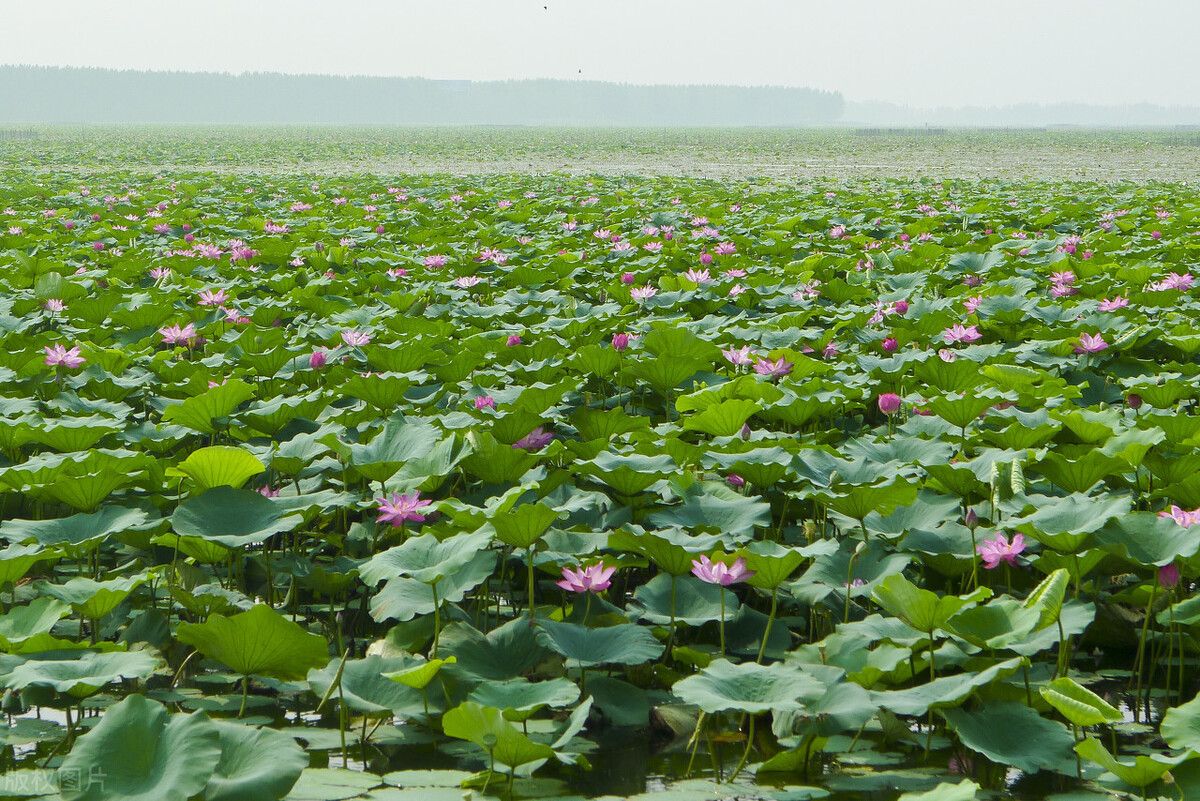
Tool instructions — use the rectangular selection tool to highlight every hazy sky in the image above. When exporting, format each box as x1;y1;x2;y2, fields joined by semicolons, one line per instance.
5;1;1197;108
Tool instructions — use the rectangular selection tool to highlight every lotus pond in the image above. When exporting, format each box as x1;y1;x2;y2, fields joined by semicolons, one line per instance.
0;169;1199;801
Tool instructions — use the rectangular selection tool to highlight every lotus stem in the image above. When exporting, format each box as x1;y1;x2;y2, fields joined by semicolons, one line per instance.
728;714;755;782
238;675;250;718
718;588;727;656
430;579;441;658
756;588;778;663
527;545;537;622
1132;581;1157;721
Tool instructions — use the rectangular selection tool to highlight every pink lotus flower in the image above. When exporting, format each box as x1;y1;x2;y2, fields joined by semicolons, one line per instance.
963;296;983;314
376;492;432;526
728;284;746;298
341;330;371;347
556;563;615;593
943;324;982;344
506;334;522;347
159;323;197;346
1148;272;1194;292
611;332;630;351
714;241;736;256
753;357;792;378
630;286;658;302
1075;333;1108;354
691;555;754;586
474;395;495;410
684;268;712;284
258;485;280;498
513;427;554;452
1098;297;1129;312
1159;505;1200;528
1126;393;1143;410
977;532;1026;569
198;288;227;307
423;254;447;268
454;276;483;289
881;337;898;353
877;393;902;415
44;299;65;313
723;346;754;366
44;344;85;369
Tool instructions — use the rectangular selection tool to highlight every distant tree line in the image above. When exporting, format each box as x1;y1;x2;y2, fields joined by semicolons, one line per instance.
0;66;845;125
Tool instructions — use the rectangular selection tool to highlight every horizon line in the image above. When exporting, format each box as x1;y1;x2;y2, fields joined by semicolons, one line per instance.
5;63;1199;112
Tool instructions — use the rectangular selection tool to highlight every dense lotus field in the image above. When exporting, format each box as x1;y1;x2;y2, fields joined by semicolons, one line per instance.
0;171;1199;801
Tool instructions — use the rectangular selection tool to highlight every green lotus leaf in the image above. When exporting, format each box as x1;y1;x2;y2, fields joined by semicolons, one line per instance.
535;619;663;668
162;379;255;435
368;549;495;623
205;720;308;801
872;573;991;634
307;655;426;716
172;486;303;548
945;597;1040;650
439;618;548;681
941;701;1075;774
578;451;676;496
897;781;980;801
490;502;559;549
441;701;555;772
0;597;71;650
337;415;441;482
1075;736;1188;788
871;657;1025;716
37;573;146;620
382;654;456;691
0;506;154;550
608;529;696;576
1095;511;1200;567
739;540;808;590
176;604;329;680
681;398;760;437
1161;693;1200;751
359;531;491;586
672;658;823;714
1039;677;1121;727
1;650;163;698
647;482;771;540
1022;568;1070;631
629;573;740;626
466;677;579;722
175;446;266;492
283;768;382;801
58;695;221;801
0;544;58;588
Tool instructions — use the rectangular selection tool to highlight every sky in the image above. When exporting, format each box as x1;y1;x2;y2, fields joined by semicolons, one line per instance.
4;0;1198;108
